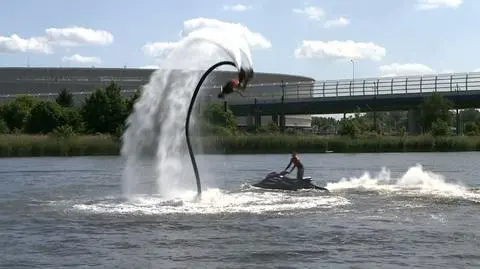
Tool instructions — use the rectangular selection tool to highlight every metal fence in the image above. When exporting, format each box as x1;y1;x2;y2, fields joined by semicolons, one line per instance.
225;72;480;105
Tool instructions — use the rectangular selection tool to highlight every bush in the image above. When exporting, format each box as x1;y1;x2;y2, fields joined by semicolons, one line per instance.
2;96;39;131
81;82;128;134
25;101;65;134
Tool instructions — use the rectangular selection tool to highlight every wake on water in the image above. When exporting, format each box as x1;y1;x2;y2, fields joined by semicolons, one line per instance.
72;163;479;216
71;26;479;216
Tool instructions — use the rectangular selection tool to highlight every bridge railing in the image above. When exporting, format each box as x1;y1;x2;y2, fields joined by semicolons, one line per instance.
2;72;480;105
226;72;480;105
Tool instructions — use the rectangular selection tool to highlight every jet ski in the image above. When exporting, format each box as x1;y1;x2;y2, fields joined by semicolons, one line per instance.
252;171;329;192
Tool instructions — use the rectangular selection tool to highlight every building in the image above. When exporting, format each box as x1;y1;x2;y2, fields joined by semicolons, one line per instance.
0;67;314;128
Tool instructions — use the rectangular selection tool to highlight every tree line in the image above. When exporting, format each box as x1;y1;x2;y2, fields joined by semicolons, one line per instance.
0;81;239;138
0;81;479;138
312;93;480;138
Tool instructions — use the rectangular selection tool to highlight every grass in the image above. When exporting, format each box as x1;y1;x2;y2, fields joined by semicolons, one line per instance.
1;133;480;157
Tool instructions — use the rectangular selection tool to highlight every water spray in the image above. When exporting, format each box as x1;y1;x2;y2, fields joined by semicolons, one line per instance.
186;61;253;200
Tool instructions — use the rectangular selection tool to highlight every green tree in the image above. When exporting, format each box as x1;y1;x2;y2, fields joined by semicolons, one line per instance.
460;108;480;124
56;88;74;107
418;93;452;133
312;116;338;134
202;102;237;130
0;119;9;134
464;122;479;136
430;119;450;137
62;107;83;132
25;100;65;134
126;88;142;115
81;82;128;134
338;117;361;138
2;96;39;132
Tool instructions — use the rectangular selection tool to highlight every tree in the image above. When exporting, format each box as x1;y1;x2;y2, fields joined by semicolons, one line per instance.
62;107;83;132
464;122;479;136
126;88;142;115
430;119;450;137
2;96;39;132
25;101;65;134
56;88;74;107
81;82;128;134
460;108;480;124
418;93;452;133
338;117;361;138
202;102;237;130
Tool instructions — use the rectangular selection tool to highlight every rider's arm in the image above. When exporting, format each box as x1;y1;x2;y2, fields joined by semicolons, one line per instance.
289;163;296;173
285;159;292;171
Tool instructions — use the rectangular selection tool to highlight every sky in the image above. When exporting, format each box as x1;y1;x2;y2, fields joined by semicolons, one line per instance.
1;0;479;82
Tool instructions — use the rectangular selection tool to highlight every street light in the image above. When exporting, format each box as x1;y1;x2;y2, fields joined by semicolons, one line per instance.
350;59;355;81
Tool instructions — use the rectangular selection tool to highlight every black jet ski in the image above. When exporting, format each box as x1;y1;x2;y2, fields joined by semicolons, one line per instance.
252;171;329;192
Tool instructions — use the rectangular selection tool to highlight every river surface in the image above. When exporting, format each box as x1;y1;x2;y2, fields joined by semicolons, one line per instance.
1;153;480;269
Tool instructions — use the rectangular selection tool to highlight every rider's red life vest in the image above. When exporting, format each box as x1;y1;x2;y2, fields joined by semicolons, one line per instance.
231;79;239;88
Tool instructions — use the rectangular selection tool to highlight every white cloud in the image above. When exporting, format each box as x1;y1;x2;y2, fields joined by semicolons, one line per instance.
62;54;102;64
142;17;271;59
324;17;350;28
181;18;271;49
0;26;113;55
293;6;325;21
294;40;386;62
142;41;179;58
223;4;251;11
379;63;435;77
416;0;463;10
0;34;51;54
45;26;114;46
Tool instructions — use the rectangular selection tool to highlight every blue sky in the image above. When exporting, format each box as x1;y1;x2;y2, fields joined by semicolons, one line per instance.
1;0;478;81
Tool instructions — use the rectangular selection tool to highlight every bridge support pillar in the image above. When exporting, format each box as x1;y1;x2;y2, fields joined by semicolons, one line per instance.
407;109;420;135
255;112;261;127
279;114;286;133
272;115;278;125
246;113;254;129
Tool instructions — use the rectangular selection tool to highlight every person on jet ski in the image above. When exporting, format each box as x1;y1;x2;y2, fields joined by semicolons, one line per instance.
284;152;304;181
217;67;254;98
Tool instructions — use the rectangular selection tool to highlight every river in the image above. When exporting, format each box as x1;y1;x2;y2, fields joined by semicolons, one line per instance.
1;153;479;268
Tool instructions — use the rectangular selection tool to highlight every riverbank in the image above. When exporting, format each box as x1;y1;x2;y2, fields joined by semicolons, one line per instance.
1;134;480;157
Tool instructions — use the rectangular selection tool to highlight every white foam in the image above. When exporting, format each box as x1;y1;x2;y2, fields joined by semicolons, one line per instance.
120;25;254;200
326;164;480;202
72;188;350;216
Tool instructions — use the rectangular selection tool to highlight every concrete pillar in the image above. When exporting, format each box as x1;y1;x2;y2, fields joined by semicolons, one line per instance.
255;111;261;127
407;109;419;135
272;114;278;125
246;113;254;128
279;114;286;133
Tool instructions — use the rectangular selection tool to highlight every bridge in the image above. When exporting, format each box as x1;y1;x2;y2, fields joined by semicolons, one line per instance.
225;72;480;116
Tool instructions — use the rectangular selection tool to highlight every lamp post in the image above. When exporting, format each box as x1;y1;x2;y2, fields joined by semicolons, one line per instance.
185;60;237;199
350;59;355;81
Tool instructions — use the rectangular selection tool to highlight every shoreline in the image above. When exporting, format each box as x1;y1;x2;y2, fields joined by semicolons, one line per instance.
1;134;480;157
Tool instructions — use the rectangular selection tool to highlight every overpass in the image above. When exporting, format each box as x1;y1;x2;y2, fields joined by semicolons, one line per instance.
221;72;480;133
225;72;480;115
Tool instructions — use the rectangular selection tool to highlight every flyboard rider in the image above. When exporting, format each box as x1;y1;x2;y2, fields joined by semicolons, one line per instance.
217;68;254;98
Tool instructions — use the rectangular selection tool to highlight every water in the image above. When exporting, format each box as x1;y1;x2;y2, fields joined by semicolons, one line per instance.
1;153;480;268
121;26;253;199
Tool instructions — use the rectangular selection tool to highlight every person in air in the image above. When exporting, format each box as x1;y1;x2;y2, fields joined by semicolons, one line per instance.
284;152;305;181
217;68;254;98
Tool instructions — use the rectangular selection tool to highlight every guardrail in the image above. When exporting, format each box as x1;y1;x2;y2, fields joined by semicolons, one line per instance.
223;72;480;105
2;72;480;105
